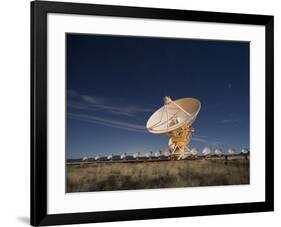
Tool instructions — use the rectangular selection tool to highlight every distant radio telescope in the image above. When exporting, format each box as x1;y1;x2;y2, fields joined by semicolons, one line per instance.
162;148;170;157
121;153;127;160
82;156;88;161
133;152;140;159
154;152;160;158
94;154;100;161
107;154;113;160
214;148;223;156
228;148;236;156
190;148;198;156
202;146;212;157
241;148;249;154
146;96;201;160
145;151;153;159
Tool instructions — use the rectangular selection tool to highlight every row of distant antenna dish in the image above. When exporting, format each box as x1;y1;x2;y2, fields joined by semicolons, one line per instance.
92;151;169;161
201;147;249;156
88;148;249;161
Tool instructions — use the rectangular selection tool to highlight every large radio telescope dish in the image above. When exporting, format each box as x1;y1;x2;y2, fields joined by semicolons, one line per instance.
147;97;201;134
146;96;201;160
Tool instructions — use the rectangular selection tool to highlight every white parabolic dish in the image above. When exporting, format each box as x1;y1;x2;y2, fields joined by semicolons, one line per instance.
146;97;201;135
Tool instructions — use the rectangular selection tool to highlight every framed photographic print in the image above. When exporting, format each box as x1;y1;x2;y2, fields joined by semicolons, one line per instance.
31;1;274;226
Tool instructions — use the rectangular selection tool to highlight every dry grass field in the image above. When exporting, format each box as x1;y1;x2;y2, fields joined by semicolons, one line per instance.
66;158;249;192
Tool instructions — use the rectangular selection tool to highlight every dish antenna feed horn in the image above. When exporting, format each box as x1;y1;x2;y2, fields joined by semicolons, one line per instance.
146;96;201;160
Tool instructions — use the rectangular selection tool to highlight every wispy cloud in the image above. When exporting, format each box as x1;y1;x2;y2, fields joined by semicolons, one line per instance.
192;136;209;143
220;115;240;125
220;113;240;125
69;113;147;133
69;113;225;146
210;141;225;146
68;112;225;147
67;90;224;143
221;119;234;124
192;135;224;146
68;90;152;117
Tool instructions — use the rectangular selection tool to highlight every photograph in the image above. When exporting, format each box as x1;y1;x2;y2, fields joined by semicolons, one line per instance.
30;2;274;225
66;33;250;193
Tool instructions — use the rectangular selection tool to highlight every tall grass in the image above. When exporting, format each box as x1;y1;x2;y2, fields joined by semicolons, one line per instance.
66;159;249;193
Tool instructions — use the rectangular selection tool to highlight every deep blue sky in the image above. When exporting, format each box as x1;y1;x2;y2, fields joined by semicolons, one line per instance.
66;33;249;159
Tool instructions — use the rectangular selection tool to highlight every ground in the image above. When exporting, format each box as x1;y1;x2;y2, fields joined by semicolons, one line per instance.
66;156;249;193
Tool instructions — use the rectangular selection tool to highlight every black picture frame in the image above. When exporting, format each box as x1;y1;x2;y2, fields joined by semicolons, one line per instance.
31;1;274;226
